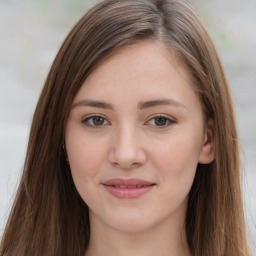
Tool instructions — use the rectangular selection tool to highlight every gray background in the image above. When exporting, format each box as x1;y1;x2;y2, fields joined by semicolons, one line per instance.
0;0;255;253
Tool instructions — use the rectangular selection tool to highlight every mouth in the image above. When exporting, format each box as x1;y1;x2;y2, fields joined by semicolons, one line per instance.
106;184;150;188
102;178;156;199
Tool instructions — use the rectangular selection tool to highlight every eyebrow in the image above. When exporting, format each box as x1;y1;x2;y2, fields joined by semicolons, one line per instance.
138;98;187;110
72;100;114;109
72;98;187;110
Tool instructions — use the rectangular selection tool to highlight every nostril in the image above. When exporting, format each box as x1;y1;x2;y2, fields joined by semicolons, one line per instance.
107;140;147;168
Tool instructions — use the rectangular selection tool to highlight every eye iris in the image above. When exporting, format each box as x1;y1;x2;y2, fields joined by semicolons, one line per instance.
155;117;167;126
93;117;104;125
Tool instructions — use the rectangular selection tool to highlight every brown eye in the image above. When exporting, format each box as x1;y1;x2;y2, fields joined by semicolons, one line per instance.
92;116;105;125
154;117;168;126
82;115;109;128
146;115;175;128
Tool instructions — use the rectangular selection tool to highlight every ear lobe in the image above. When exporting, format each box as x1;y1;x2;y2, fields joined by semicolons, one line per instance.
198;118;215;164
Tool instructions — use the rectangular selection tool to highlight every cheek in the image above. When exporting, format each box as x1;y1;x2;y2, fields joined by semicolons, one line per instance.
148;132;202;193
150;143;198;215
66;140;107;207
150;132;201;167
65;131;107;189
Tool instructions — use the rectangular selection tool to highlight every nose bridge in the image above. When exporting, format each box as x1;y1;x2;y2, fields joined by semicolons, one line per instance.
117;122;137;151
108;122;146;168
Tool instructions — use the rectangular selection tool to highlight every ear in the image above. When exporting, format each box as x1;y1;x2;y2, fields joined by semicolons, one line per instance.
198;118;215;164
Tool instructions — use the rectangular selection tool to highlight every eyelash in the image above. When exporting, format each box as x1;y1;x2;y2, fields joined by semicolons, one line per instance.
82;115;110;128
82;115;176;129
145;115;176;128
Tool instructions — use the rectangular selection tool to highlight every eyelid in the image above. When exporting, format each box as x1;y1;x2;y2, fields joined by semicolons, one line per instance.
144;114;176;128
82;114;111;128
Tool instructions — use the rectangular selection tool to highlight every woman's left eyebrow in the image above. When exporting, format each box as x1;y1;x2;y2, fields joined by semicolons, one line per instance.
139;98;188;110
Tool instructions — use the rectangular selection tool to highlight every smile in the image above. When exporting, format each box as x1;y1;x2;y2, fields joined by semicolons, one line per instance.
108;185;147;188
102;178;156;199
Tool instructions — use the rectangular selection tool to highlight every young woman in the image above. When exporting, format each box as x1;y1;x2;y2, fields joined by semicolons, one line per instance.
0;0;251;255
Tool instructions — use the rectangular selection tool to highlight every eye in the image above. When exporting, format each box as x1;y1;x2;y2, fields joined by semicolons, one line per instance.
145;115;175;128
82;115;110;128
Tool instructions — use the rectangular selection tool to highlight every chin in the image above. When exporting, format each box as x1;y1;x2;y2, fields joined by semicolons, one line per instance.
102;211;158;233
110;220;152;233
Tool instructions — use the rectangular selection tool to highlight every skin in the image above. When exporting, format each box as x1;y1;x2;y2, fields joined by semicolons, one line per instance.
65;40;214;256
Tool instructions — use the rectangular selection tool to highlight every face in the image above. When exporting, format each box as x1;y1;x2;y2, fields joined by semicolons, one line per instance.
65;41;213;233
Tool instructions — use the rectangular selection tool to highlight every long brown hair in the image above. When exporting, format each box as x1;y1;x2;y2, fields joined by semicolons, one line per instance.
0;0;251;255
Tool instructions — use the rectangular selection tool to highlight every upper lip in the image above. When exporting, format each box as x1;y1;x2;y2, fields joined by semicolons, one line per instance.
102;178;155;187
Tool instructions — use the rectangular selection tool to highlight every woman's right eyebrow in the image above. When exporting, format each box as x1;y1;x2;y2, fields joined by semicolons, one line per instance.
72;99;114;109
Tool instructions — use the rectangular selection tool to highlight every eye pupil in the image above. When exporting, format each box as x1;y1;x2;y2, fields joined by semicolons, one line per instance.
93;117;104;125
155;117;167;126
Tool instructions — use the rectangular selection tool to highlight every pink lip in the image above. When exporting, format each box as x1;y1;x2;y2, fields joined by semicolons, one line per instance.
102;178;156;199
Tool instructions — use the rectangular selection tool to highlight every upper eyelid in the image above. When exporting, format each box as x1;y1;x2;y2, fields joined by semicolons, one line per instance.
82;114;108;120
82;114;111;126
144;115;176;127
146;114;176;122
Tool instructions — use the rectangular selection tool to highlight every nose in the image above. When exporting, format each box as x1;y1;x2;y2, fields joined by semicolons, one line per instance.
107;124;146;169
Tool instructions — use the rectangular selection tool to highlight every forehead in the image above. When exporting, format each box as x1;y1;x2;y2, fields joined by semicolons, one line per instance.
96;40;190;81
73;40;200;111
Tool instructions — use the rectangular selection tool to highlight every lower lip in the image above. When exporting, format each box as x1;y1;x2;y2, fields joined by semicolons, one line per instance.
103;185;155;199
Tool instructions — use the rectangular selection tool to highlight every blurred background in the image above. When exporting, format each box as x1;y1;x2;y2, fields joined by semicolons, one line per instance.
0;0;255;253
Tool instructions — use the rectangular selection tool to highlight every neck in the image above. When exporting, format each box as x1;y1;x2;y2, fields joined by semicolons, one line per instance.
85;213;191;256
